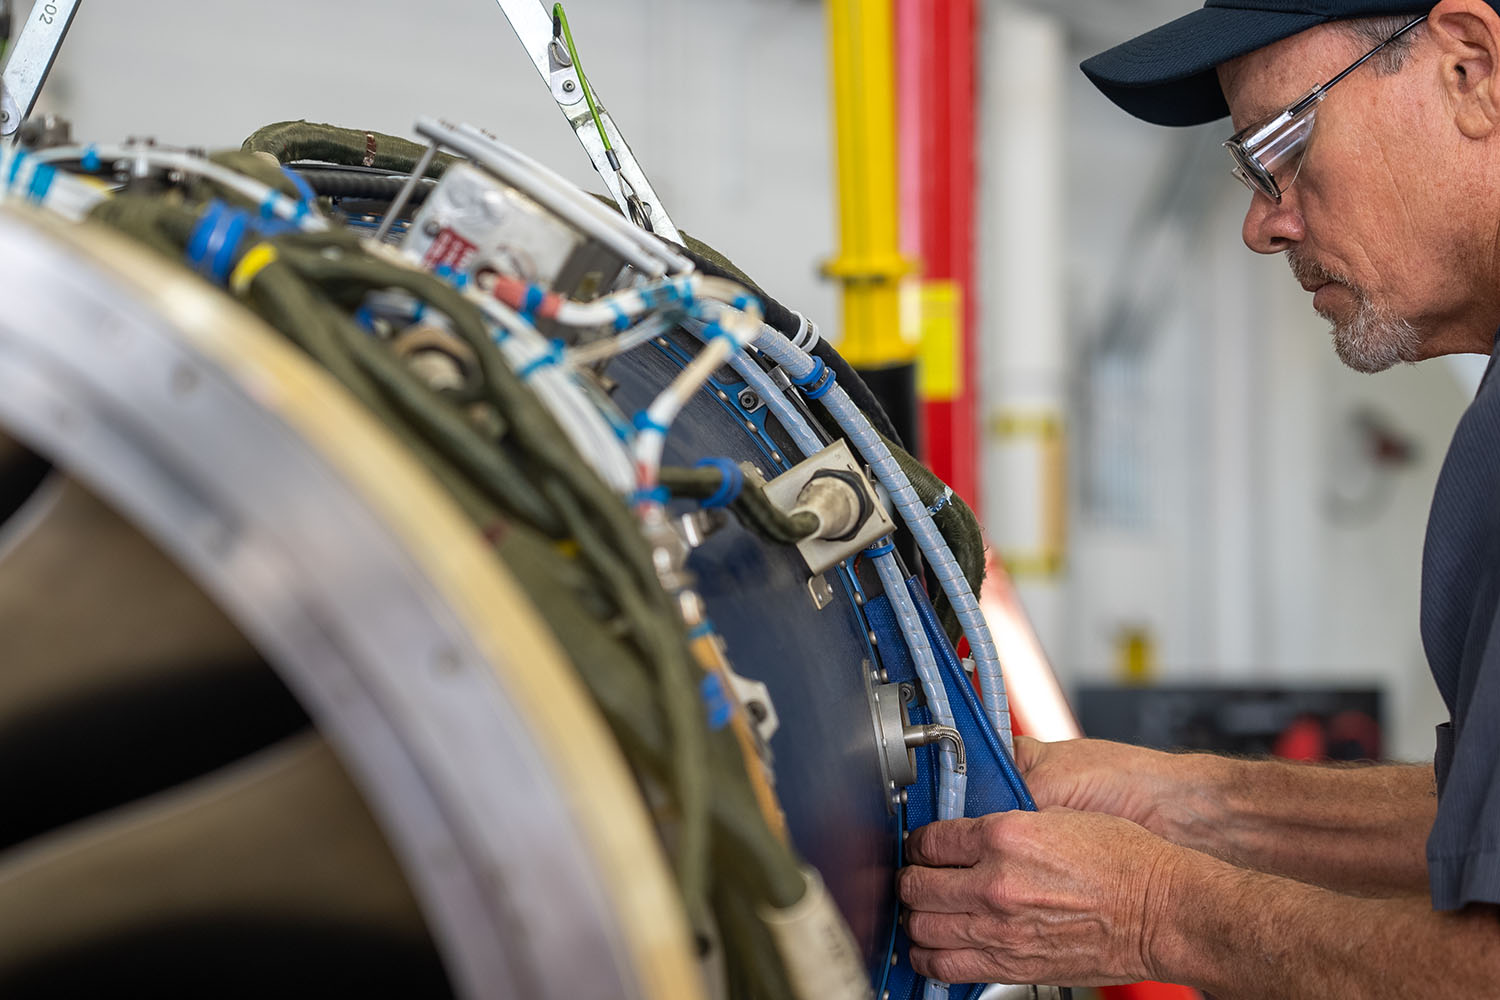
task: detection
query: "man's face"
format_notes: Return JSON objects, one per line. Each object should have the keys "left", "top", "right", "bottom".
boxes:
{"left": 1218, "top": 24, "right": 1498, "bottom": 370}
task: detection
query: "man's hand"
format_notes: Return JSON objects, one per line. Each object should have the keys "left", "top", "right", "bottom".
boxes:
{"left": 1016, "top": 736, "right": 1226, "bottom": 848}
{"left": 897, "top": 808, "right": 1183, "bottom": 987}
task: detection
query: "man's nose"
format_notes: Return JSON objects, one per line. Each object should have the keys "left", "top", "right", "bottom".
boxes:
{"left": 1241, "top": 188, "right": 1305, "bottom": 254}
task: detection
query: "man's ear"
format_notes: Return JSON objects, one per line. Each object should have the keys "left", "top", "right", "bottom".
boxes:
{"left": 1430, "top": 0, "right": 1500, "bottom": 138}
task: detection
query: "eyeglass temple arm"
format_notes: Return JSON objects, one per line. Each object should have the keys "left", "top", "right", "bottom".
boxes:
{"left": 1292, "top": 13, "right": 1429, "bottom": 115}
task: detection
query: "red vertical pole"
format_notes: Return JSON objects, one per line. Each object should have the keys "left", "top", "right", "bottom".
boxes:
{"left": 898, "top": 7, "right": 1200, "bottom": 999}
{"left": 899, "top": 0, "right": 980, "bottom": 512}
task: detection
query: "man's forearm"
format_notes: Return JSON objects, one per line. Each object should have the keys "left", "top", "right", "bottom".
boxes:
{"left": 1152, "top": 847, "right": 1500, "bottom": 999}
{"left": 1151, "top": 755, "right": 1435, "bottom": 895}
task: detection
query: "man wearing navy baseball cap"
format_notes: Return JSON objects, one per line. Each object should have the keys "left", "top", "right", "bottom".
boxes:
{"left": 899, "top": 1, "right": 1500, "bottom": 994}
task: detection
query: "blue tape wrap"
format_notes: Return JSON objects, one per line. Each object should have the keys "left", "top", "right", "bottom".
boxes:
{"left": 7, "top": 151, "right": 28, "bottom": 188}
{"left": 629, "top": 486, "right": 671, "bottom": 507}
{"left": 610, "top": 302, "right": 631, "bottom": 333}
{"left": 696, "top": 458, "right": 743, "bottom": 510}
{"left": 687, "top": 619, "right": 716, "bottom": 640}
{"left": 185, "top": 201, "right": 223, "bottom": 272}
{"left": 632, "top": 411, "right": 669, "bottom": 435}
{"left": 522, "top": 284, "right": 546, "bottom": 320}
{"left": 210, "top": 212, "right": 250, "bottom": 284}
{"left": 518, "top": 340, "right": 565, "bottom": 380}
{"left": 27, "top": 165, "right": 56, "bottom": 203}
{"left": 700, "top": 673, "right": 733, "bottom": 730}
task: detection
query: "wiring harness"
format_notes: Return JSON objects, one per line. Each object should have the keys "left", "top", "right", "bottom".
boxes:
{"left": 0, "top": 118, "right": 1009, "bottom": 1000}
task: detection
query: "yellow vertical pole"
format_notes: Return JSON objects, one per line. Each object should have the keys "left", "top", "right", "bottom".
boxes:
{"left": 824, "top": 0, "right": 914, "bottom": 371}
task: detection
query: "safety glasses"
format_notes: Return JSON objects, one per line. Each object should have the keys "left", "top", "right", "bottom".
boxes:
{"left": 1225, "top": 13, "right": 1427, "bottom": 203}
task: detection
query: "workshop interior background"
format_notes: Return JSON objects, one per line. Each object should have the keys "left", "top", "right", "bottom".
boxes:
{"left": 26, "top": 0, "right": 1473, "bottom": 763}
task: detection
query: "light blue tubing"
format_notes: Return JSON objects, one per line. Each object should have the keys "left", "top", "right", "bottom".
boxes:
{"left": 687, "top": 320, "right": 967, "bottom": 1000}
{"left": 872, "top": 546, "right": 966, "bottom": 819}
{"left": 686, "top": 318, "right": 822, "bottom": 457}
{"left": 685, "top": 321, "right": 966, "bottom": 817}
{"left": 750, "top": 326, "right": 1013, "bottom": 753}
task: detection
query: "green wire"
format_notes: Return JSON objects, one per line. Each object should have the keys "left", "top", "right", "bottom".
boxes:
{"left": 552, "top": 3, "right": 616, "bottom": 165}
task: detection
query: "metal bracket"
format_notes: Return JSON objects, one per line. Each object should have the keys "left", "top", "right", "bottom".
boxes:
{"left": 867, "top": 678, "right": 916, "bottom": 814}
{"left": 490, "top": 0, "right": 681, "bottom": 242}
{"left": 762, "top": 439, "right": 896, "bottom": 576}
{"left": 0, "top": 0, "right": 81, "bottom": 138}
{"left": 807, "top": 572, "right": 834, "bottom": 611}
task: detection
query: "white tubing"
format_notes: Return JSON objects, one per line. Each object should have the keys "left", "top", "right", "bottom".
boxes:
{"left": 874, "top": 551, "right": 965, "bottom": 822}
{"left": 0, "top": 144, "right": 327, "bottom": 231}
{"left": 473, "top": 295, "right": 636, "bottom": 494}
{"left": 751, "top": 327, "right": 1013, "bottom": 752}
{"left": 631, "top": 304, "right": 761, "bottom": 494}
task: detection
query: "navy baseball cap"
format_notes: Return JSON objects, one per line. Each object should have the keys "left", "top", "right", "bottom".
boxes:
{"left": 1083, "top": 0, "right": 1438, "bottom": 127}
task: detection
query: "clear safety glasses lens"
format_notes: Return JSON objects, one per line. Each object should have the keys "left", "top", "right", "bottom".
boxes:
{"left": 1224, "top": 89, "right": 1322, "bottom": 203}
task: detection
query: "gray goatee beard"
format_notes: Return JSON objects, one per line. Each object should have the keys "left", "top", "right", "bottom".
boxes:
{"left": 1287, "top": 250, "right": 1421, "bottom": 374}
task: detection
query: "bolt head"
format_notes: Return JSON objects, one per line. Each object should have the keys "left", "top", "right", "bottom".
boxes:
{"left": 0, "top": 110, "right": 10, "bottom": 123}
{"left": 737, "top": 388, "right": 760, "bottom": 410}
{"left": 562, "top": 80, "right": 577, "bottom": 92}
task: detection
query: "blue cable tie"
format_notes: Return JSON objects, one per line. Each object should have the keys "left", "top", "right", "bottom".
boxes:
{"left": 521, "top": 284, "right": 545, "bottom": 321}
{"left": 804, "top": 366, "right": 837, "bottom": 400}
{"left": 702, "top": 322, "right": 732, "bottom": 343}
{"left": 81, "top": 146, "right": 101, "bottom": 172}
{"left": 864, "top": 539, "right": 897, "bottom": 559}
{"left": 732, "top": 294, "right": 761, "bottom": 314}
{"left": 258, "top": 191, "right": 281, "bottom": 220}
{"left": 518, "top": 339, "right": 565, "bottom": 380}
{"left": 700, "top": 674, "right": 733, "bottom": 730}
{"left": 7, "top": 150, "right": 28, "bottom": 188}
{"left": 210, "top": 212, "right": 250, "bottom": 284}
{"left": 629, "top": 486, "right": 671, "bottom": 507}
{"left": 632, "top": 411, "right": 669, "bottom": 435}
{"left": 280, "top": 166, "right": 316, "bottom": 206}
{"left": 27, "top": 164, "right": 56, "bottom": 203}
{"left": 353, "top": 307, "right": 375, "bottom": 331}
{"left": 605, "top": 410, "right": 634, "bottom": 442}
{"left": 195, "top": 204, "right": 244, "bottom": 279}
{"left": 696, "top": 457, "right": 743, "bottom": 510}
{"left": 434, "top": 264, "right": 453, "bottom": 281}
{"left": 413, "top": 301, "right": 427, "bottom": 322}
{"left": 610, "top": 302, "right": 631, "bottom": 333}
{"left": 790, "top": 356, "right": 827, "bottom": 387}
{"left": 185, "top": 201, "right": 223, "bottom": 271}
{"left": 927, "top": 487, "right": 953, "bottom": 516}
{"left": 687, "top": 619, "right": 717, "bottom": 641}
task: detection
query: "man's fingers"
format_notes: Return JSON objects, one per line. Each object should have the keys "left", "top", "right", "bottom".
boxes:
{"left": 1012, "top": 734, "right": 1044, "bottom": 774}
{"left": 905, "top": 817, "right": 989, "bottom": 867}
{"left": 905, "top": 909, "right": 989, "bottom": 950}
{"left": 896, "top": 864, "right": 987, "bottom": 913}
{"left": 908, "top": 946, "right": 997, "bottom": 985}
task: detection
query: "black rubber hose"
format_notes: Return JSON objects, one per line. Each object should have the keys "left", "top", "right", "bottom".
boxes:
{"left": 293, "top": 168, "right": 436, "bottom": 204}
